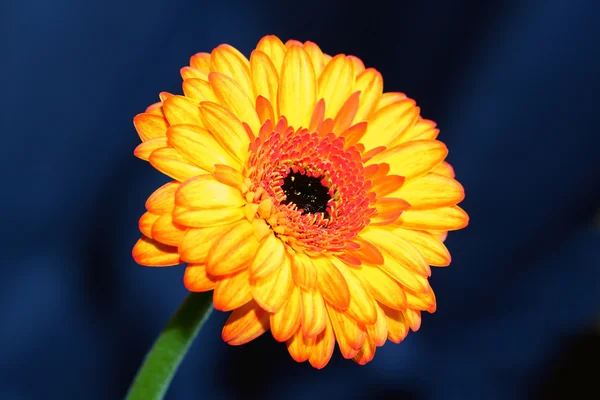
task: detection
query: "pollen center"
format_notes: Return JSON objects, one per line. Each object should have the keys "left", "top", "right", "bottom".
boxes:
{"left": 281, "top": 172, "right": 330, "bottom": 217}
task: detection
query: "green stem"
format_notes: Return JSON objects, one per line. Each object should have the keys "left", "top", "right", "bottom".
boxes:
{"left": 126, "top": 292, "right": 214, "bottom": 400}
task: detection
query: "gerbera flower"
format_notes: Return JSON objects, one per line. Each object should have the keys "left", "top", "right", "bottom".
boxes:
{"left": 132, "top": 35, "right": 468, "bottom": 368}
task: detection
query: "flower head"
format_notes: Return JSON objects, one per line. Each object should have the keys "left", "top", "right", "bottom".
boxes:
{"left": 132, "top": 35, "right": 468, "bottom": 368}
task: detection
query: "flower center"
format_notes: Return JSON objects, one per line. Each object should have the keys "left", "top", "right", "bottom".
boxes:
{"left": 281, "top": 172, "right": 330, "bottom": 217}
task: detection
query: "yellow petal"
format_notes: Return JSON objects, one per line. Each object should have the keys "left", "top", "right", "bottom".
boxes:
{"left": 250, "top": 50, "right": 279, "bottom": 112}
{"left": 199, "top": 101, "right": 251, "bottom": 164}
{"left": 393, "top": 173, "right": 464, "bottom": 209}
{"left": 138, "top": 212, "right": 159, "bottom": 238}
{"left": 313, "top": 257, "right": 350, "bottom": 311}
{"left": 392, "top": 227, "right": 451, "bottom": 267}
{"left": 362, "top": 228, "right": 431, "bottom": 277}
{"left": 206, "top": 220, "right": 259, "bottom": 275}
{"left": 173, "top": 205, "right": 244, "bottom": 228}
{"left": 308, "top": 316, "right": 335, "bottom": 369}
{"left": 404, "top": 308, "right": 422, "bottom": 332}
{"left": 270, "top": 285, "right": 302, "bottom": 342}
{"left": 151, "top": 213, "right": 186, "bottom": 246}
{"left": 367, "top": 304, "right": 389, "bottom": 347}
{"left": 352, "top": 263, "right": 407, "bottom": 310}
{"left": 290, "top": 251, "right": 318, "bottom": 290}
{"left": 209, "top": 72, "right": 261, "bottom": 134}
{"left": 178, "top": 224, "right": 231, "bottom": 263}
{"left": 352, "top": 334, "right": 376, "bottom": 365}
{"left": 183, "top": 263, "right": 217, "bottom": 292}
{"left": 303, "top": 41, "right": 325, "bottom": 77}
{"left": 180, "top": 66, "right": 208, "bottom": 80}
{"left": 213, "top": 164, "right": 244, "bottom": 189}
{"left": 405, "top": 288, "right": 436, "bottom": 313}
{"left": 380, "top": 303, "right": 409, "bottom": 343}
{"left": 167, "top": 124, "right": 241, "bottom": 172}
{"left": 399, "top": 205, "right": 469, "bottom": 231}
{"left": 300, "top": 289, "right": 327, "bottom": 338}
{"left": 278, "top": 45, "right": 316, "bottom": 128}
{"left": 210, "top": 44, "right": 253, "bottom": 100}
{"left": 134, "top": 137, "right": 168, "bottom": 161}
{"left": 326, "top": 304, "right": 366, "bottom": 359}
{"left": 189, "top": 52, "right": 211, "bottom": 72}
{"left": 175, "top": 175, "right": 245, "bottom": 210}
{"left": 432, "top": 161, "right": 455, "bottom": 178}
{"left": 213, "top": 269, "right": 253, "bottom": 311}
{"left": 286, "top": 328, "right": 315, "bottom": 362}
{"left": 353, "top": 68, "right": 383, "bottom": 122}
{"left": 182, "top": 78, "right": 218, "bottom": 103}
{"left": 162, "top": 95, "right": 204, "bottom": 126}
{"left": 256, "top": 35, "right": 287, "bottom": 74}
{"left": 361, "top": 99, "right": 418, "bottom": 150}
{"left": 376, "top": 92, "right": 407, "bottom": 110}
{"left": 222, "top": 300, "right": 270, "bottom": 345}
{"left": 331, "top": 258, "right": 377, "bottom": 325}
{"left": 369, "top": 140, "right": 448, "bottom": 181}
{"left": 148, "top": 147, "right": 206, "bottom": 182}
{"left": 251, "top": 256, "right": 293, "bottom": 313}
{"left": 391, "top": 117, "right": 439, "bottom": 145}
{"left": 318, "top": 55, "right": 354, "bottom": 119}
{"left": 132, "top": 236, "right": 179, "bottom": 266}
{"left": 133, "top": 113, "right": 169, "bottom": 142}
{"left": 145, "top": 181, "right": 178, "bottom": 213}
{"left": 250, "top": 233, "right": 286, "bottom": 279}
{"left": 370, "top": 197, "right": 410, "bottom": 226}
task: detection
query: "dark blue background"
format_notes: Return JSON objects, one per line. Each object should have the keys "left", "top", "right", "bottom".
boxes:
{"left": 2, "top": 0, "right": 599, "bottom": 399}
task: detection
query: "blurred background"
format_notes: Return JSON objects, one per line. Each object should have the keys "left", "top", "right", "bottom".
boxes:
{"left": 1, "top": 0, "right": 599, "bottom": 398}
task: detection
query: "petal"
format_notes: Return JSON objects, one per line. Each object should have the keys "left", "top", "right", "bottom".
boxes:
{"left": 256, "top": 35, "right": 286, "bottom": 74}
{"left": 151, "top": 213, "right": 186, "bottom": 246}
{"left": 213, "top": 269, "right": 253, "bottom": 311}
{"left": 332, "top": 91, "right": 360, "bottom": 135}
{"left": 138, "top": 212, "right": 159, "bottom": 238}
{"left": 303, "top": 41, "right": 326, "bottom": 76}
{"left": 351, "top": 236, "right": 384, "bottom": 265}
{"left": 393, "top": 173, "right": 465, "bottom": 209}
{"left": 392, "top": 228, "right": 451, "bottom": 267}
{"left": 208, "top": 72, "right": 261, "bottom": 134}
{"left": 308, "top": 316, "right": 335, "bottom": 369}
{"left": 362, "top": 228, "right": 431, "bottom": 277}
{"left": 391, "top": 118, "right": 439, "bottom": 145}
{"left": 370, "top": 174, "right": 405, "bottom": 197}
{"left": 361, "top": 99, "right": 418, "bottom": 150}
{"left": 270, "top": 285, "right": 302, "bottom": 342}
{"left": 369, "top": 140, "right": 448, "bottom": 181}
{"left": 173, "top": 205, "right": 244, "bottom": 228}
{"left": 404, "top": 308, "right": 422, "bottom": 332}
{"left": 167, "top": 124, "right": 241, "bottom": 172}
{"left": 256, "top": 95, "right": 275, "bottom": 125}
{"left": 175, "top": 175, "right": 245, "bottom": 210}
{"left": 352, "top": 334, "right": 376, "bottom": 365}
{"left": 210, "top": 44, "right": 253, "bottom": 100}
{"left": 370, "top": 198, "right": 410, "bottom": 226}
{"left": 286, "top": 328, "right": 315, "bottom": 362}
{"left": 432, "top": 161, "right": 455, "bottom": 178}
{"left": 367, "top": 304, "right": 389, "bottom": 347}
{"left": 331, "top": 259, "right": 377, "bottom": 325}
{"left": 162, "top": 95, "right": 204, "bottom": 126}
{"left": 354, "top": 68, "right": 383, "bottom": 122}
{"left": 251, "top": 256, "right": 294, "bottom": 313}
{"left": 300, "top": 288, "right": 327, "bottom": 338}
{"left": 199, "top": 101, "right": 250, "bottom": 164}
{"left": 189, "top": 52, "right": 211, "bottom": 72}
{"left": 179, "top": 224, "right": 233, "bottom": 263}
{"left": 313, "top": 257, "right": 350, "bottom": 311}
{"left": 183, "top": 263, "right": 217, "bottom": 292}
{"left": 377, "top": 92, "right": 407, "bottom": 110}
{"left": 206, "top": 219, "right": 259, "bottom": 275}
{"left": 149, "top": 147, "right": 206, "bottom": 182}
{"left": 379, "top": 303, "right": 409, "bottom": 343}
{"left": 405, "top": 288, "right": 437, "bottom": 313}
{"left": 213, "top": 164, "right": 244, "bottom": 189}
{"left": 250, "top": 233, "right": 286, "bottom": 279}
{"left": 134, "top": 137, "right": 168, "bottom": 161}
{"left": 133, "top": 113, "right": 168, "bottom": 142}
{"left": 278, "top": 45, "right": 316, "bottom": 128}
{"left": 352, "top": 263, "right": 407, "bottom": 310}
{"left": 318, "top": 55, "right": 354, "bottom": 119}
{"left": 180, "top": 66, "right": 208, "bottom": 80}
{"left": 182, "top": 78, "right": 218, "bottom": 103}
{"left": 132, "top": 236, "right": 180, "bottom": 266}
{"left": 290, "top": 251, "right": 318, "bottom": 290}
{"left": 399, "top": 205, "right": 469, "bottom": 231}
{"left": 145, "top": 181, "right": 178, "bottom": 213}
{"left": 222, "top": 300, "right": 270, "bottom": 345}
{"left": 326, "top": 304, "right": 366, "bottom": 358}
{"left": 250, "top": 50, "right": 279, "bottom": 112}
